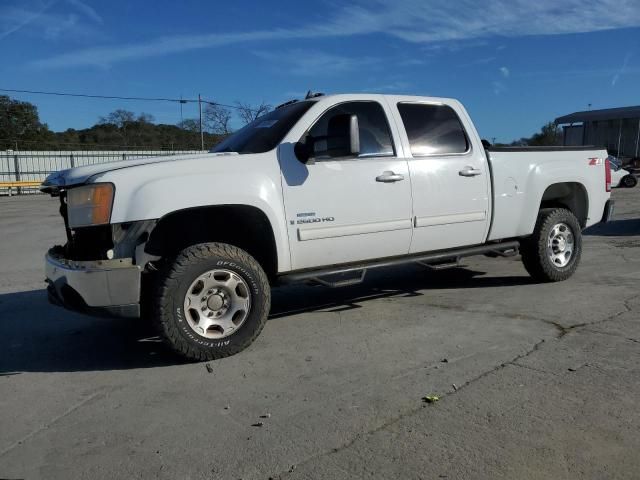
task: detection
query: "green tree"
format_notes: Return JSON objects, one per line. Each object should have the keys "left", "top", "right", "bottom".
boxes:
{"left": 527, "top": 122, "right": 563, "bottom": 146}
{"left": 0, "top": 95, "right": 51, "bottom": 145}
{"left": 511, "top": 122, "right": 562, "bottom": 147}
{"left": 177, "top": 118, "right": 200, "bottom": 132}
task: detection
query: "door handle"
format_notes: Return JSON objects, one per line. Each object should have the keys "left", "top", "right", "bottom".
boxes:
{"left": 376, "top": 171, "right": 405, "bottom": 183}
{"left": 459, "top": 166, "right": 482, "bottom": 177}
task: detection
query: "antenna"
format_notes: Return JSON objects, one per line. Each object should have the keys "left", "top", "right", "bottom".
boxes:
{"left": 305, "top": 90, "right": 325, "bottom": 99}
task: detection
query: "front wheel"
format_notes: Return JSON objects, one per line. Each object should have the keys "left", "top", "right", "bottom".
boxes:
{"left": 152, "top": 243, "right": 271, "bottom": 361}
{"left": 521, "top": 208, "right": 582, "bottom": 282}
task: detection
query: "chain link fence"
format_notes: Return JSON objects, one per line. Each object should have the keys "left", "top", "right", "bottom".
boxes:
{"left": 0, "top": 149, "right": 202, "bottom": 195}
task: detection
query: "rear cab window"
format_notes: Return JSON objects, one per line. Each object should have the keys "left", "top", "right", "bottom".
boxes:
{"left": 397, "top": 103, "right": 470, "bottom": 156}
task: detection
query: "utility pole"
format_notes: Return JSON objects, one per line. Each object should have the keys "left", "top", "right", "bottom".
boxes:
{"left": 617, "top": 119, "right": 622, "bottom": 156}
{"left": 198, "top": 94, "right": 204, "bottom": 151}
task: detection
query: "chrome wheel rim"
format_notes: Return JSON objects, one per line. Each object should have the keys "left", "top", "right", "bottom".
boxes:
{"left": 183, "top": 269, "right": 251, "bottom": 339}
{"left": 547, "top": 222, "right": 575, "bottom": 268}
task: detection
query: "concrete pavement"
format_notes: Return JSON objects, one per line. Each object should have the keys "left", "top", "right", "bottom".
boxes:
{"left": 1, "top": 189, "right": 638, "bottom": 479}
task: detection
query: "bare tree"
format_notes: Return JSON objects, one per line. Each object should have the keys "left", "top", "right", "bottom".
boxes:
{"left": 98, "top": 109, "right": 136, "bottom": 128}
{"left": 98, "top": 109, "right": 137, "bottom": 144}
{"left": 137, "top": 112, "right": 155, "bottom": 124}
{"left": 235, "top": 101, "right": 272, "bottom": 125}
{"left": 204, "top": 103, "right": 232, "bottom": 135}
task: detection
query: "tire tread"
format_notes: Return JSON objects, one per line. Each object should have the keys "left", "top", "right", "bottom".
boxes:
{"left": 521, "top": 208, "right": 582, "bottom": 282}
{"left": 152, "top": 242, "right": 270, "bottom": 361}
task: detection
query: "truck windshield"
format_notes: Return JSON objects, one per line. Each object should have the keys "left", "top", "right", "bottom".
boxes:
{"left": 210, "top": 101, "right": 314, "bottom": 154}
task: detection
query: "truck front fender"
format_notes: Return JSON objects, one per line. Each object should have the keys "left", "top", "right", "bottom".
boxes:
{"left": 96, "top": 158, "right": 291, "bottom": 272}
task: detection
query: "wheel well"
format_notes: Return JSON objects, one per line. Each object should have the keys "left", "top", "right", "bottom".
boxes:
{"left": 145, "top": 205, "right": 278, "bottom": 279}
{"left": 539, "top": 182, "right": 589, "bottom": 228}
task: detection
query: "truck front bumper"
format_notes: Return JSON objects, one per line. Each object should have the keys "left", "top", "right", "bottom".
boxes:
{"left": 45, "top": 248, "right": 141, "bottom": 318}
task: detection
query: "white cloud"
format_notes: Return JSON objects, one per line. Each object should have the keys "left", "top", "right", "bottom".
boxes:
{"left": 461, "top": 56, "right": 497, "bottom": 67}
{"left": 398, "top": 58, "right": 427, "bottom": 67}
{"left": 28, "top": 0, "right": 640, "bottom": 68}
{"left": 0, "top": 0, "right": 103, "bottom": 41}
{"left": 611, "top": 52, "right": 633, "bottom": 86}
{"left": 362, "top": 81, "right": 412, "bottom": 93}
{"left": 500, "top": 66, "right": 510, "bottom": 78}
{"left": 0, "top": 1, "right": 54, "bottom": 41}
{"left": 66, "top": 0, "right": 102, "bottom": 24}
{"left": 253, "top": 49, "right": 378, "bottom": 76}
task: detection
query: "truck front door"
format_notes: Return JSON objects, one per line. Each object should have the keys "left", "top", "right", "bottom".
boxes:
{"left": 278, "top": 99, "right": 412, "bottom": 270}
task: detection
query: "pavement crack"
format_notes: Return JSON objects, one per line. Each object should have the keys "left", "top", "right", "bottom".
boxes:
{"left": 272, "top": 291, "right": 628, "bottom": 478}
{"left": 565, "top": 295, "right": 635, "bottom": 334}
{"left": 273, "top": 336, "right": 549, "bottom": 479}
{"left": 419, "top": 301, "right": 555, "bottom": 326}
{"left": 508, "top": 361, "right": 553, "bottom": 374}
{"left": 0, "top": 389, "right": 108, "bottom": 458}
{"left": 539, "top": 295, "right": 635, "bottom": 340}
{"left": 582, "top": 328, "right": 640, "bottom": 345}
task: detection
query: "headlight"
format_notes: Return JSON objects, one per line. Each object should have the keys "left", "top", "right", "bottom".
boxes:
{"left": 67, "top": 183, "right": 115, "bottom": 227}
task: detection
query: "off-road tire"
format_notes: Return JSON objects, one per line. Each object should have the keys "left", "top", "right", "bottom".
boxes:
{"left": 152, "top": 242, "right": 270, "bottom": 361}
{"left": 521, "top": 208, "right": 582, "bottom": 282}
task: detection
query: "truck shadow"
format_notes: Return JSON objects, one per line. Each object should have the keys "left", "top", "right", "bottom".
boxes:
{"left": 584, "top": 218, "right": 640, "bottom": 237}
{"left": 0, "top": 267, "right": 532, "bottom": 374}
{"left": 0, "top": 289, "right": 187, "bottom": 375}
{"left": 270, "top": 265, "right": 533, "bottom": 319}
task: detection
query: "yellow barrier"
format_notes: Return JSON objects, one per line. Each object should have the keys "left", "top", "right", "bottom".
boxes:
{"left": 0, "top": 181, "right": 42, "bottom": 196}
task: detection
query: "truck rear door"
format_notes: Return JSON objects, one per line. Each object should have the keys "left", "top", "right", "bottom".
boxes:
{"left": 387, "top": 98, "right": 491, "bottom": 253}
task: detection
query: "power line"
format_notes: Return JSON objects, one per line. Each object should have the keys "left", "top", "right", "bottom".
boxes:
{"left": 0, "top": 87, "right": 246, "bottom": 111}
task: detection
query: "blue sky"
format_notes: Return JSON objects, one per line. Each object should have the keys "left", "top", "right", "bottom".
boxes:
{"left": 1, "top": 0, "right": 640, "bottom": 142}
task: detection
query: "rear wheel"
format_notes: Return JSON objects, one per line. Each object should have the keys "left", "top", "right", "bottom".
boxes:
{"left": 521, "top": 208, "right": 582, "bottom": 282}
{"left": 152, "top": 242, "right": 270, "bottom": 361}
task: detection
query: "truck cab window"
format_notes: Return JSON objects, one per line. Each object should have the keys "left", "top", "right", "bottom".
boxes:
{"left": 398, "top": 103, "right": 469, "bottom": 156}
{"left": 306, "top": 101, "right": 395, "bottom": 159}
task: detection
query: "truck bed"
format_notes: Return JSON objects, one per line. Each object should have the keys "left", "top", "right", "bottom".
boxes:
{"left": 485, "top": 146, "right": 609, "bottom": 241}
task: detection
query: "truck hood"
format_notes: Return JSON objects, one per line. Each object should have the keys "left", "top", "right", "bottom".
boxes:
{"left": 41, "top": 152, "right": 238, "bottom": 191}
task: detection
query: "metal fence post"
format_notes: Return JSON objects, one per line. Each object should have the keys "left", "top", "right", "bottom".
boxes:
{"left": 70, "top": 152, "right": 75, "bottom": 168}
{"left": 13, "top": 153, "right": 21, "bottom": 195}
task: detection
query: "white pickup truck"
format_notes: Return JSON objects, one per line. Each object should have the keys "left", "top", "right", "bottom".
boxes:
{"left": 42, "top": 93, "right": 614, "bottom": 360}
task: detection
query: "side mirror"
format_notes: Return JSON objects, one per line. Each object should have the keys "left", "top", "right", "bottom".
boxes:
{"left": 349, "top": 114, "right": 360, "bottom": 156}
{"left": 294, "top": 140, "right": 314, "bottom": 164}
{"left": 294, "top": 113, "right": 360, "bottom": 164}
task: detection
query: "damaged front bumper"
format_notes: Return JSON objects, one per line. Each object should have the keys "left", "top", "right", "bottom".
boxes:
{"left": 45, "top": 247, "right": 142, "bottom": 318}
